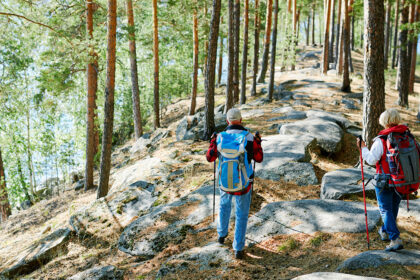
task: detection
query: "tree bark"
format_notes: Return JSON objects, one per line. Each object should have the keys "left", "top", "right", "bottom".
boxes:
{"left": 392, "top": 0, "right": 400, "bottom": 69}
{"left": 291, "top": 0, "right": 297, "bottom": 70}
{"left": 312, "top": 2, "right": 315, "bottom": 45}
{"left": 225, "top": 0, "right": 235, "bottom": 113}
{"left": 189, "top": 6, "right": 199, "bottom": 115}
{"left": 384, "top": 0, "right": 392, "bottom": 69}
{"left": 335, "top": 0, "right": 342, "bottom": 65}
{"left": 204, "top": 0, "right": 222, "bottom": 140}
{"left": 97, "top": 0, "right": 117, "bottom": 199}
{"left": 240, "top": 0, "right": 249, "bottom": 104}
{"left": 268, "top": 0, "right": 279, "bottom": 102}
{"left": 306, "top": 14, "right": 310, "bottom": 46}
{"left": 409, "top": 5, "right": 419, "bottom": 94}
{"left": 397, "top": 1, "right": 409, "bottom": 107}
{"left": 127, "top": 0, "right": 143, "bottom": 137}
{"left": 406, "top": 3, "right": 415, "bottom": 84}
{"left": 204, "top": 3, "right": 209, "bottom": 75}
{"left": 217, "top": 17, "right": 224, "bottom": 86}
{"left": 351, "top": 10, "right": 354, "bottom": 50}
{"left": 363, "top": 0, "right": 385, "bottom": 147}
{"left": 85, "top": 0, "right": 98, "bottom": 191}
{"left": 337, "top": 7, "right": 345, "bottom": 74}
{"left": 233, "top": 0, "right": 240, "bottom": 104}
{"left": 322, "top": 0, "right": 332, "bottom": 74}
{"left": 251, "top": 0, "right": 260, "bottom": 96}
{"left": 329, "top": 0, "right": 336, "bottom": 63}
{"left": 341, "top": 0, "right": 351, "bottom": 92}
{"left": 257, "top": 0, "right": 273, "bottom": 83}
{"left": 0, "top": 148, "right": 11, "bottom": 222}
{"left": 152, "top": 0, "right": 160, "bottom": 128}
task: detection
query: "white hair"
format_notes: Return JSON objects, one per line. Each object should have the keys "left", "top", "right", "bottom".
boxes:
{"left": 226, "top": 108, "right": 242, "bottom": 122}
{"left": 379, "top": 108, "right": 401, "bottom": 128}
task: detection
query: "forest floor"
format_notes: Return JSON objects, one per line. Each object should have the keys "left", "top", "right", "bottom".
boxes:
{"left": 1, "top": 46, "right": 420, "bottom": 280}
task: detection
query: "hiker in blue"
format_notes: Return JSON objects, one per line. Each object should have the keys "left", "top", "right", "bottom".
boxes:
{"left": 206, "top": 108, "right": 263, "bottom": 259}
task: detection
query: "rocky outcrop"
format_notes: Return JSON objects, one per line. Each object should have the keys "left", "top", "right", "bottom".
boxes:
{"left": 292, "top": 272, "right": 385, "bottom": 280}
{"left": 68, "top": 265, "right": 124, "bottom": 280}
{"left": 246, "top": 200, "right": 380, "bottom": 245}
{"left": 0, "top": 228, "right": 72, "bottom": 278}
{"left": 337, "top": 250, "right": 420, "bottom": 271}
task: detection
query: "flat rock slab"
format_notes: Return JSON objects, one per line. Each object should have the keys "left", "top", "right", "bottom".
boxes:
{"left": 272, "top": 106, "right": 294, "bottom": 114}
{"left": 255, "top": 135, "right": 317, "bottom": 184}
{"left": 68, "top": 265, "right": 124, "bottom": 280}
{"left": 292, "top": 272, "right": 385, "bottom": 280}
{"left": 0, "top": 228, "right": 72, "bottom": 278}
{"left": 321, "top": 168, "right": 376, "bottom": 200}
{"left": 280, "top": 118, "right": 344, "bottom": 153}
{"left": 241, "top": 109, "right": 265, "bottom": 118}
{"left": 70, "top": 187, "right": 156, "bottom": 234}
{"left": 306, "top": 110, "right": 354, "bottom": 130}
{"left": 337, "top": 250, "right": 420, "bottom": 271}
{"left": 110, "top": 157, "right": 166, "bottom": 194}
{"left": 247, "top": 200, "right": 380, "bottom": 244}
{"left": 399, "top": 199, "right": 420, "bottom": 222}
{"left": 118, "top": 185, "right": 220, "bottom": 258}
{"left": 156, "top": 242, "right": 233, "bottom": 278}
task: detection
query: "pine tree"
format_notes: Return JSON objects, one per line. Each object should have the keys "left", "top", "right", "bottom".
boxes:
{"left": 322, "top": 0, "right": 332, "bottom": 74}
{"left": 0, "top": 148, "right": 11, "bottom": 222}
{"left": 97, "top": 0, "right": 117, "bottom": 199}
{"left": 397, "top": 0, "right": 409, "bottom": 108}
{"left": 392, "top": 0, "right": 400, "bottom": 69}
{"left": 268, "top": 0, "right": 279, "bottom": 101}
{"left": 189, "top": 4, "right": 199, "bottom": 115}
{"left": 204, "top": 0, "right": 222, "bottom": 140}
{"left": 341, "top": 0, "right": 352, "bottom": 92}
{"left": 225, "top": 0, "right": 235, "bottom": 113}
{"left": 363, "top": 0, "right": 385, "bottom": 146}
{"left": 257, "top": 0, "right": 273, "bottom": 83}
{"left": 240, "top": 0, "right": 249, "bottom": 104}
{"left": 153, "top": 0, "right": 160, "bottom": 128}
{"left": 251, "top": 0, "right": 260, "bottom": 96}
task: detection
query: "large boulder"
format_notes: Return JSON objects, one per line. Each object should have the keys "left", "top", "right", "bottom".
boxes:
{"left": 280, "top": 118, "right": 344, "bottom": 153}
{"left": 255, "top": 135, "right": 318, "bottom": 185}
{"left": 68, "top": 266, "right": 124, "bottom": 280}
{"left": 0, "top": 228, "right": 72, "bottom": 278}
{"left": 306, "top": 110, "right": 354, "bottom": 130}
{"left": 156, "top": 242, "right": 233, "bottom": 278}
{"left": 118, "top": 185, "right": 220, "bottom": 258}
{"left": 246, "top": 200, "right": 380, "bottom": 244}
{"left": 337, "top": 250, "right": 420, "bottom": 271}
{"left": 176, "top": 112, "right": 228, "bottom": 141}
{"left": 110, "top": 157, "right": 166, "bottom": 194}
{"left": 321, "top": 168, "right": 376, "bottom": 200}
{"left": 129, "top": 136, "right": 152, "bottom": 154}
{"left": 292, "top": 272, "right": 385, "bottom": 280}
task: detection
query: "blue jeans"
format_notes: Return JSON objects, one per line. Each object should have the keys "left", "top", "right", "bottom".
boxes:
{"left": 375, "top": 186, "right": 401, "bottom": 240}
{"left": 217, "top": 187, "right": 252, "bottom": 251}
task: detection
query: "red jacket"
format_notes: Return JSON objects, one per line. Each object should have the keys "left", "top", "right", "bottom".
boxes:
{"left": 206, "top": 125, "right": 263, "bottom": 195}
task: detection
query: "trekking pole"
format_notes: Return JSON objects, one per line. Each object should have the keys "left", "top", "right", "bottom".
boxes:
{"left": 358, "top": 135, "right": 370, "bottom": 250}
{"left": 213, "top": 160, "right": 216, "bottom": 223}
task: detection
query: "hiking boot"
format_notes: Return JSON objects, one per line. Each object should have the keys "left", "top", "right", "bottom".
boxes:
{"left": 235, "top": 250, "right": 244, "bottom": 259}
{"left": 385, "top": 238, "right": 403, "bottom": 252}
{"left": 218, "top": 236, "right": 226, "bottom": 245}
{"left": 378, "top": 228, "right": 390, "bottom": 241}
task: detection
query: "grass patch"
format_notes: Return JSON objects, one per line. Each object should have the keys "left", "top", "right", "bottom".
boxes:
{"left": 308, "top": 232, "right": 330, "bottom": 247}
{"left": 277, "top": 237, "right": 299, "bottom": 252}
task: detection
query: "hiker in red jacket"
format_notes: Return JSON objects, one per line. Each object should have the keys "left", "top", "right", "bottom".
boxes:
{"left": 357, "top": 108, "right": 417, "bottom": 251}
{"left": 206, "top": 108, "right": 263, "bottom": 259}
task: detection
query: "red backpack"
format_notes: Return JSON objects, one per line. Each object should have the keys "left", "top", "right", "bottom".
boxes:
{"left": 378, "top": 129, "right": 420, "bottom": 209}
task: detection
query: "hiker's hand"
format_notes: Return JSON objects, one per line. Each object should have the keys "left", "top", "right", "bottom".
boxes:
{"left": 356, "top": 137, "right": 366, "bottom": 149}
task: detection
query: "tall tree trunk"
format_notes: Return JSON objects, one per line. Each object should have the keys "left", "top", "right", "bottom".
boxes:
{"left": 363, "top": 0, "right": 385, "bottom": 147}
{"left": 306, "top": 14, "right": 310, "bottom": 46}
{"left": 233, "top": 0, "right": 240, "bottom": 104}
{"left": 225, "top": 0, "right": 235, "bottom": 113}
{"left": 329, "top": 0, "right": 336, "bottom": 63}
{"left": 335, "top": 0, "right": 342, "bottom": 65}
{"left": 409, "top": 5, "right": 419, "bottom": 94}
{"left": 268, "top": 0, "right": 279, "bottom": 102}
{"left": 204, "top": 0, "right": 222, "bottom": 140}
{"left": 384, "top": 0, "right": 392, "bottom": 69}
{"left": 341, "top": 0, "right": 351, "bottom": 92}
{"left": 85, "top": 0, "right": 98, "bottom": 191}
{"left": 25, "top": 101, "right": 35, "bottom": 196}
{"left": 312, "top": 3, "right": 315, "bottom": 45}
{"left": 97, "top": 0, "right": 117, "bottom": 199}
{"left": 251, "top": 0, "right": 260, "bottom": 96}
{"left": 240, "top": 0, "right": 249, "bottom": 104}
{"left": 351, "top": 12, "right": 354, "bottom": 50}
{"left": 406, "top": 3, "right": 415, "bottom": 81}
{"left": 0, "top": 148, "right": 11, "bottom": 222}
{"left": 322, "top": 0, "right": 332, "bottom": 74}
{"left": 204, "top": 3, "right": 209, "bottom": 75}
{"left": 152, "top": 0, "right": 160, "bottom": 128}
{"left": 392, "top": 0, "right": 400, "bottom": 69}
{"left": 337, "top": 9, "right": 345, "bottom": 74}
{"left": 397, "top": 1, "right": 409, "bottom": 108}
{"left": 189, "top": 6, "right": 199, "bottom": 115}
{"left": 291, "top": 0, "right": 297, "bottom": 70}
{"left": 257, "top": 0, "right": 273, "bottom": 83}
{"left": 217, "top": 17, "right": 224, "bottom": 86}
{"left": 127, "top": 0, "right": 143, "bottom": 137}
